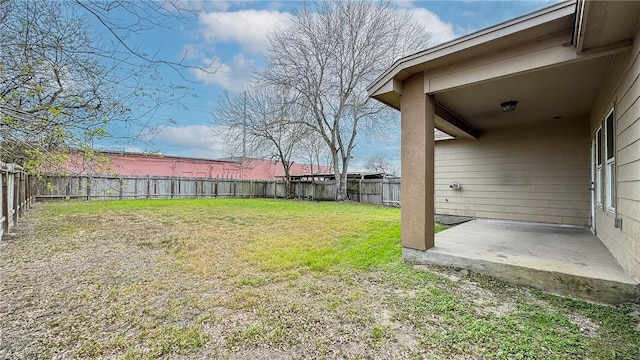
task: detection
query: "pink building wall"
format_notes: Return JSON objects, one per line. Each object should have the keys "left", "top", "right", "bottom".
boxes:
{"left": 62, "top": 152, "right": 329, "bottom": 181}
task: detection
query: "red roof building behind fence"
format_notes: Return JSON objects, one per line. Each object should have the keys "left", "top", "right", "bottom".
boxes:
{"left": 61, "top": 151, "right": 330, "bottom": 181}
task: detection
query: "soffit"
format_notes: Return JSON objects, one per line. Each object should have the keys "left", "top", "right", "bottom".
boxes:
{"left": 581, "top": 1, "right": 640, "bottom": 52}
{"left": 367, "top": 1, "right": 577, "bottom": 100}
{"left": 434, "top": 55, "right": 613, "bottom": 130}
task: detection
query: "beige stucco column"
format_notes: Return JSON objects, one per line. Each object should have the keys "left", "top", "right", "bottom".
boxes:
{"left": 400, "top": 72, "right": 435, "bottom": 250}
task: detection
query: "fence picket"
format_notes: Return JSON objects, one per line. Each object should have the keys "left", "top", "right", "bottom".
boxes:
{"left": 0, "top": 163, "right": 34, "bottom": 238}
{"left": 34, "top": 175, "right": 402, "bottom": 207}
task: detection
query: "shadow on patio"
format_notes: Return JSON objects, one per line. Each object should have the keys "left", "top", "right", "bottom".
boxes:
{"left": 404, "top": 219, "right": 639, "bottom": 304}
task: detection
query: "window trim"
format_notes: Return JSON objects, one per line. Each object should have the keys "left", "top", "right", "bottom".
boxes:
{"left": 604, "top": 108, "right": 616, "bottom": 213}
{"left": 595, "top": 126, "right": 603, "bottom": 207}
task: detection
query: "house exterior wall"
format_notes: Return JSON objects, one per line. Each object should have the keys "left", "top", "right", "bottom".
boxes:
{"left": 589, "top": 26, "right": 640, "bottom": 281}
{"left": 434, "top": 117, "right": 590, "bottom": 226}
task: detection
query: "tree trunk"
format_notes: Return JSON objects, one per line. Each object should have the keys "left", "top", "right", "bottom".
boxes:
{"left": 283, "top": 161, "right": 292, "bottom": 199}
{"left": 284, "top": 177, "right": 292, "bottom": 199}
{"left": 336, "top": 158, "right": 350, "bottom": 201}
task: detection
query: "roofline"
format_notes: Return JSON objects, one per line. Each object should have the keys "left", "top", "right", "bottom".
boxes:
{"left": 69, "top": 149, "right": 240, "bottom": 164}
{"left": 367, "top": 0, "right": 577, "bottom": 95}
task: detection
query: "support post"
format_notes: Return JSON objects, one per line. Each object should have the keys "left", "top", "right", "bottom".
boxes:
{"left": 400, "top": 72, "right": 435, "bottom": 250}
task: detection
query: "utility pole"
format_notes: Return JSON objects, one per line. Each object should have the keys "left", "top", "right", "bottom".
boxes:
{"left": 242, "top": 90, "right": 247, "bottom": 180}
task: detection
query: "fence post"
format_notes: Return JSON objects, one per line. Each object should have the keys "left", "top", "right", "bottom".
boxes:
{"left": 233, "top": 180, "right": 236, "bottom": 198}
{"left": 170, "top": 177, "right": 175, "bottom": 199}
{"left": 12, "top": 170, "right": 18, "bottom": 228}
{"left": 86, "top": 176, "right": 92, "bottom": 201}
{"left": 215, "top": 177, "right": 219, "bottom": 198}
{"left": 19, "top": 171, "right": 25, "bottom": 216}
{"left": 25, "top": 174, "right": 30, "bottom": 209}
{"left": 119, "top": 177, "right": 124, "bottom": 200}
{"left": 2, "top": 170, "right": 8, "bottom": 235}
{"left": 249, "top": 180, "right": 253, "bottom": 199}
{"left": 29, "top": 174, "right": 34, "bottom": 208}
{"left": 146, "top": 176, "right": 151, "bottom": 199}
{"left": 195, "top": 178, "right": 199, "bottom": 199}
{"left": 273, "top": 180, "right": 276, "bottom": 198}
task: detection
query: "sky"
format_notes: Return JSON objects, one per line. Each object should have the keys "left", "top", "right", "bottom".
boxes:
{"left": 105, "top": 0, "right": 562, "bottom": 170}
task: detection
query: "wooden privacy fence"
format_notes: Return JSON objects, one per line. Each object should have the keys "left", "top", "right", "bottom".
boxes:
{"left": 1, "top": 163, "right": 35, "bottom": 239}
{"left": 36, "top": 175, "right": 402, "bottom": 206}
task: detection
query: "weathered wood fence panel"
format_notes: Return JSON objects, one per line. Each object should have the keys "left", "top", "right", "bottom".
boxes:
{"left": 382, "top": 178, "right": 401, "bottom": 206}
{"left": 36, "top": 175, "right": 402, "bottom": 206}
{"left": 1, "top": 163, "right": 35, "bottom": 239}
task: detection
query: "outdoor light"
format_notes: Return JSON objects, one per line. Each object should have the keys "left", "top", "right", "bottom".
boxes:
{"left": 500, "top": 100, "right": 518, "bottom": 112}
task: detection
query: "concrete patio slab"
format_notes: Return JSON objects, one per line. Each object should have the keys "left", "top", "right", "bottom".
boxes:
{"left": 404, "top": 219, "right": 639, "bottom": 304}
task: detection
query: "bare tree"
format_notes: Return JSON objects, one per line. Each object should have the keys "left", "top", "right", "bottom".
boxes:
{"left": 0, "top": 0, "right": 216, "bottom": 173}
{"left": 364, "top": 152, "right": 398, "bottom": 176}
{"left": 261, "top": 0, "right": 429, "bottom": 200}
{"left": 300, "top": 134, "right": 332, "bottom": 176}
{"left": 214, "top": 84, "right": 310, "bottom": 198}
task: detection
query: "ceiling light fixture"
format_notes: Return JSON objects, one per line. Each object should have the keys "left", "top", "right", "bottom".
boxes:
{"left": 500, "top": 100, "right": 518, "bottom": 112}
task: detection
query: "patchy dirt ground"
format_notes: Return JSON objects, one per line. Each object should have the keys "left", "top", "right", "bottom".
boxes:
{"left": 1, "top": 200, "right": 638, "bottom": 359}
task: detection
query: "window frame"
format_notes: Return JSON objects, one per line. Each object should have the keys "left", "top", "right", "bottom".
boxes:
{"left": 595, "top": 126, "right": 603, "bottom": 206}
{"left": 604, "top": 108, "right": 616, "bottom": 212}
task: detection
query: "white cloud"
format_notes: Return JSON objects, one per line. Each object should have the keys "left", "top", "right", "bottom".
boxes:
{"left": 149, "top": 125, "right": 230, "bottom": 159}
{"left": 190, "top": 53, "right": 256, "bottom": 92}
{"left": 188, "top": 4, "right": 454, "bottom": 92}
{"left": 198, "top": 9, "right": 291, "bottom": 53}
{"left": 406, "top": 7, "right": 457, "bottom": 46}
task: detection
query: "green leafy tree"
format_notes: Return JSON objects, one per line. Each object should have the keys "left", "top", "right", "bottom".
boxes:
{"left": 0, "top": 0, "right": 216, "bottom": 173}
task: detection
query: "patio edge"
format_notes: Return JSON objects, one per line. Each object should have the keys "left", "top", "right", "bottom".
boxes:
{"left": 403, "top": 247, "right": 640, "bottom": 305}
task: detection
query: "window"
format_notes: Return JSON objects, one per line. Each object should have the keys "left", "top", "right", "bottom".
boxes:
{"left": 605, "top": 109, "right": 616, "bottom": 211}
{"left": 595, "top": 127, "right": 602, "bottom": 205}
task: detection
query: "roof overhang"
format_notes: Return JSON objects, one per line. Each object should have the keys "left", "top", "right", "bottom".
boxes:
{"left": 575, "top": 0, "right": 640, "bottom": 54}
{"left": 368, "top": 0, "right": 639, "bottom": 139}
{"left": 367, "top": 1, "right": 578, "bottom": 109}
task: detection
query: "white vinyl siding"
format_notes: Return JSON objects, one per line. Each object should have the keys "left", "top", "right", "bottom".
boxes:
{"left": 589, "top": 25, "right": 640, "bottom": 281}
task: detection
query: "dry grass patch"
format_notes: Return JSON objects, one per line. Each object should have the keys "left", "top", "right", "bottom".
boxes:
{"left": 0, "top": 199, "right": 638, "bottom": 359}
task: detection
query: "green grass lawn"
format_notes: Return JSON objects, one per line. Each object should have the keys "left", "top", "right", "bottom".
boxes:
{"left": 0, "top": 198, "right": 638, "bottom": 359}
